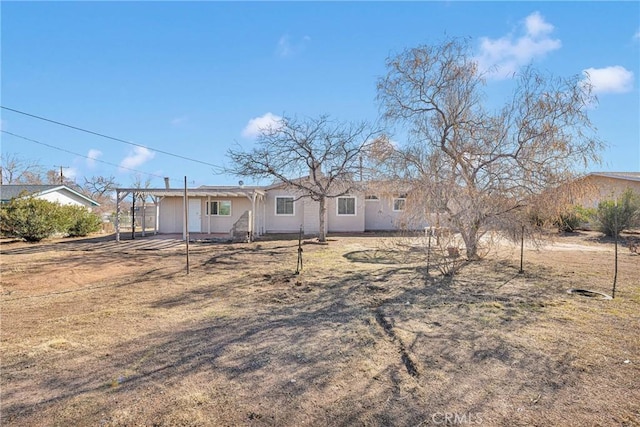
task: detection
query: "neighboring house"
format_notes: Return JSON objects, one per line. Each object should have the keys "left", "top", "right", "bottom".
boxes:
{"left": 0, "top": 185, "right": 100, "bottom": 211}
{"left": 114, "top": 179, "right": 411, "bottom": 241}
{"left": 576, "top": 172, "right": 640, "bottom": 208}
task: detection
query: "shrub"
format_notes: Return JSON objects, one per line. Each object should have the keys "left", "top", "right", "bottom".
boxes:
{"left": 62, "top": 205, "right": 102, "bottom": 237}
{"left": 0, "top": 197, "right": 65, "bottom": 242}
{"left": 0, "top": 197, "right": 102, "bottom": 241}
{"left": 595, "top": 189, "right": 640, "bottom": 237}
{"left": 554, "top": 205, "right": 595, "bottom": 233}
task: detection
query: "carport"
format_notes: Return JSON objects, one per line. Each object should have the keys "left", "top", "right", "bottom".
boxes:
{"left": 114, "top": 186, "right": 266, "bottom": 242}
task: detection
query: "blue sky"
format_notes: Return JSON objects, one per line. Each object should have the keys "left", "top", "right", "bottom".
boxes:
{"left": 2, "top": 1, "right": 638, "bottom": 188}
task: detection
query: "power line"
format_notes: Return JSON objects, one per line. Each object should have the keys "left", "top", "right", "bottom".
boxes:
{"left": 0, "top": 105, "right": 224, "bottom": 171}
{"left": 1, "top": 130, "right": 174, "bottom": 182}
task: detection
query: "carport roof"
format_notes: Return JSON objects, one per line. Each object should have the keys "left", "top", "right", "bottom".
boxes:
{"left": 115, "top": 186, "right": 266, "bottom": 198}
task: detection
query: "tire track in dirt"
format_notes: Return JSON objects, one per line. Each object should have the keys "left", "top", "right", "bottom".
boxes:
{"left": 374, "top": 309, "right": 420, "bottom": 378}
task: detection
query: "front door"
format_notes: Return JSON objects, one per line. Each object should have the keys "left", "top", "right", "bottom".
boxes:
{"left": 188, "top": 199, "right": 201, "bottom": 232}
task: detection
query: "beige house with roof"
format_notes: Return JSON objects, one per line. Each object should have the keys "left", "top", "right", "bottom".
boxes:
{"left": 576, "top": 172, "right": 640, "bottom": 207}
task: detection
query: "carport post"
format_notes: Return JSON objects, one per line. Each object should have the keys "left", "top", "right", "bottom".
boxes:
{"left": 141, "top": 197, "right": 146, "bottom": 237}
{"left": 154, "top": 196, "right": 160, "bottom": 235}
{"left": 115, "top": 190, "right": 120, "bottom": 242}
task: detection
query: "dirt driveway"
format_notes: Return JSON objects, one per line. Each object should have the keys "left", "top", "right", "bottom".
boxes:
{"left": 1, "top": 231, "right": 638, "bottom": 426}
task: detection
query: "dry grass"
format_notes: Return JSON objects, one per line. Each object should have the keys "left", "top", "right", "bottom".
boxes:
{"left": 1, "top": 231, "right": 639, "bottom": 426}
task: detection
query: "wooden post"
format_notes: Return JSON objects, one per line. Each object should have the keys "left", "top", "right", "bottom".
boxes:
{"left": 154, "top": 196, "right": 160, "bottom": 235}
{"left": 141, "top": 197, "right": 146, "bottom": 237}
{"left": 295, "top": 225, "right": 303, "bottom": 274}
{"left": 115, "top": 190, "right": 121, "bottom": 242}
{"left": 131, "top": 193, "right": 136, "bottom": 240}
{"left": 612, "top": 198, "right": 618, "bottom": 299}
{"left": 185, "top": 176, "right": 190, "bottom": 275}
{"left": 426, "top": 226, "right": 432, "bottom": 275}
{"left": 207, "top": 195, "right": 211, "bottom": 234}
{"left": 519, "top": 225, "right": 525, "bottom": 274}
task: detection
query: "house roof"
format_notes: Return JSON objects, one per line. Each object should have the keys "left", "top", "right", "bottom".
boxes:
{"left": 588, "top": 172, "right": 640, "bottom": 183}
{"left": 0, "top": 184, "right": 100, "bottom": 206}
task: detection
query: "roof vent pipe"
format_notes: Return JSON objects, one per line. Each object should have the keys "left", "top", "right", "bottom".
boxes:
{"left": 164, "top": 177, "right": 170, "bottom": 189}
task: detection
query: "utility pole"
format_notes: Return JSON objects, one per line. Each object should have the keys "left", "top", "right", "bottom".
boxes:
{"left": 53, "top": 165, "right": 69, "bottom": 184}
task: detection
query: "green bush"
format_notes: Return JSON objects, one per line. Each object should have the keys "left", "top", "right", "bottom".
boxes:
{"left": 554, "top": 205, "right": 595, "bottom": 233}
{"left": 0, "top": 197, "right": 65, "bottom": 242}
{"left": 62, "top": 205, "right": 102, "bottom": 237}
{"left": 0, "top": 197, "right": 102, "bottom": 242}
{"left": 595, "top": 189, "right": 640, "bottom": 237}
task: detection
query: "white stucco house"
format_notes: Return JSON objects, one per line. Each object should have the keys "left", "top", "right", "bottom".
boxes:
{"left": 0, "top": 185, "right": 100, "bottom": 210}
{"left": 114, "top": 179, "right": 411, "bottom": 241}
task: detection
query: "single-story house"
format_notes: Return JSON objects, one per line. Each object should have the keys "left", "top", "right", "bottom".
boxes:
{"left": 114, "top": 180, "right": 411, "bottom": 241}
{"left": 574, "top": 172, "right": 640, "bottom": 208}
{"left": 0, "top": 184, "right": 100, "bottom": 211}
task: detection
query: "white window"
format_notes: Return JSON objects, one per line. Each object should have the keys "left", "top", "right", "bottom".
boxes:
{"left": 206, "top": 200, "right": 231, "bottom": 216}
{"left": 393, "top": 198, "right": 406, "bottom": 212}
{"left": 275, "top": 196, "right": 294, "bottom": 215}
{"left": 337, "top": 197, "right": 356, "bottom": 216}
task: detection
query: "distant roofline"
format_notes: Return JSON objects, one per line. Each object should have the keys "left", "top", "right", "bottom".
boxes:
{"left": 588, "top": 172, "right": 640, "bottom": 183}
{"left": 0, "top": 184, "right": 100, "bottom": 206}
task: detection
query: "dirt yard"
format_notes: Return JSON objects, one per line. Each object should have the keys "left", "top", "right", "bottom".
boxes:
{"left": 1, "top": 231, "right": 638, "bottom": 426}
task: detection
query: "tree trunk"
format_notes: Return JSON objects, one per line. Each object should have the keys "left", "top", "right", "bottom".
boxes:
{"left": 461, "top": 226, "right": 480, "bottom": 261}
{"left": 318, "top": 196, "right": 327, "bottom": 242}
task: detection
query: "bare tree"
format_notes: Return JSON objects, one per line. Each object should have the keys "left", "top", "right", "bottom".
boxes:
{"left": 0, "top": 153, "right": 44, "bottom": 184}
{"left": 44, "top": 168, "right": 76, "bottom": 187}
{"left": 377, "top": 38, "right": 603, "bottom": 260}
{"left": 228, "top": 115, "right": 381, "bottom": 242}
{"left": 83, "top": 175, "right": 119, "bottom": 200}
{"left": 130, "top": 174, "right": 151, "bottom": 202}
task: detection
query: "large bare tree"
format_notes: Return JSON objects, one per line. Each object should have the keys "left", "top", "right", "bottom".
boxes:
{"left": 377, "top": 38, "right": 603, "bottom": 259}
{"left": 228, "top": 115, "right": 381, "bottom": 242}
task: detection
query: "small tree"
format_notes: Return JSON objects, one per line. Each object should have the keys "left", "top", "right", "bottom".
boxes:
{"left": 595, "top": 190, "right": 640, "bottom": 237}
{"left": 0, "top": 196, "right": 64, "bottom": 242}
{"left": 228, "top": 115, "right": 381, "bottom": 242}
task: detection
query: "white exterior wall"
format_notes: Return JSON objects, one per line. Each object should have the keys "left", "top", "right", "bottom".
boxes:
{"left": 327, "top": 194, "right": 365, "bottom": 232}
{"left": 158, "top": 196, "right": 252, "bottom": 234}
{"left": 302, "top": 198, "right": 320, "bottom": 234}
{"left": 264, "top": 188, "right": 305, "bottom": 233}
{"left": 38, "top": 191, "right": 91, "bottom": 210}
{"left": 364, "top": 197, "right": 403, "bottom": 231}
{"left": 158, "top": 197, "right": 184, "bottom": 233}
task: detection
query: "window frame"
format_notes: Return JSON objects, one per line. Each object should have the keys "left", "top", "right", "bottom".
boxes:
{"left": 206, "top": 200, "right": 232, "bottom": 216}
{"left": 393, "top": 198, "right": 406, "bottom": 212}
{"left": 275, "top": 196, "right": 295, "bottom": 216}
{"left": 337, "top": 196, "right": 357, "bottom": 216}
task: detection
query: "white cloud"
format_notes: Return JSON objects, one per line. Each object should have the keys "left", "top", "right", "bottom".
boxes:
{"left": 476, "top": 11, "right": 561, "bottom": 79}
{"left": 241, "top": 113, "right": 283, "bottom": 139}
{"left": 634, "top": 29, "right": 640, "bottom": 41}
{"left": 170, "top": 116, "right": 188, "bottom": 126}
{"left": 582, "top": 66, "right": 634, "bottom": 94}
{"left": 65, "top": 167, "right": 78, "bottom": 180}
{"left": 119, "top": 146, "right": 155, "bottom": 170}
{"left": 524, "top": 11, "right": 554, "bottom": 37}
{"left": 276, "top": 34, "right": 310, "bottom": 57}
{"left": 86, "top": 149, "right": 102, "bottom": 168}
